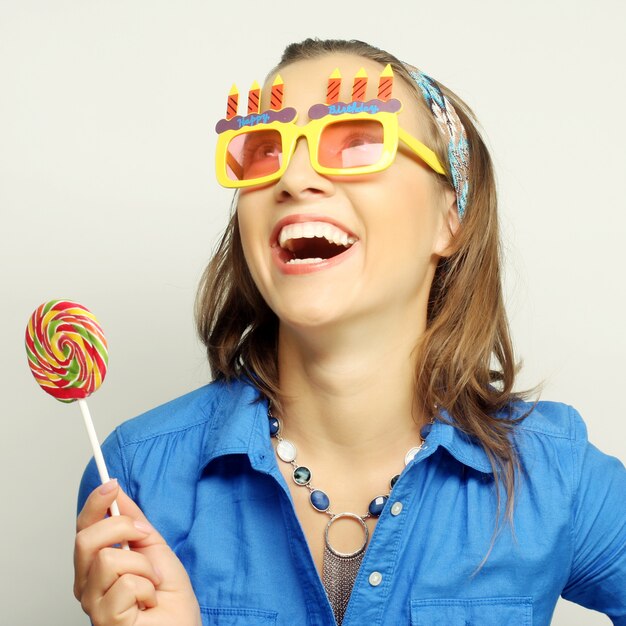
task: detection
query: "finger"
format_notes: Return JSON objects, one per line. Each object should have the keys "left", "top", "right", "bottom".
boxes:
{"left": 76, "top": 479, "right": 122, "bottom": 532}
{"left": 94, "top": 574, "right": 157, "bottom": 624}
{"left": 74, "top": 516, "right": 152, "bottom": 599}
{"left": 80, "top": 547, "right": 161, "bottom": 611}
{"left": 78, "top": 484, "right": 167, "bottom": 550}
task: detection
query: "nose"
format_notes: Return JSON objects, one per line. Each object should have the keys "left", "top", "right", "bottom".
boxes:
{"left": 272, "top": 135, "right": 335, "bottom": 203}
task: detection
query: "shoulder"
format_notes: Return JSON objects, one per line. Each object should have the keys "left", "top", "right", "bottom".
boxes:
{"left": 502, "top": 399, "right": 624, "bottom": 492}
{"left": 88, "top": 377, "right": 262, "bottom": 510}
{"left": 80, "top": 378, "right": 263, "bottom": 546}
{"left": 507, "top": 399, "right": 588, "bottom": 442}
{"left": 112, "top": 378, "right": 254, "bottom": 447}
{"left": 503, "top": 399, "right": 589, "bottom": 474}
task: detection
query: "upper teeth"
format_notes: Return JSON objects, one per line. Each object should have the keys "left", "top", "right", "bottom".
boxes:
{"left": 278, "top": 221, "right": 357, "bottom": 251}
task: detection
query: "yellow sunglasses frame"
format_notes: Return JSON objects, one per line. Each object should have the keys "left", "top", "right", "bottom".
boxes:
{"left": 215, "top": 109, "right": 446, "bottom": 188}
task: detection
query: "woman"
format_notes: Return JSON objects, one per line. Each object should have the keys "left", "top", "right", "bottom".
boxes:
{"left": 74, "top": 39, "right": 626, "bottom": 626}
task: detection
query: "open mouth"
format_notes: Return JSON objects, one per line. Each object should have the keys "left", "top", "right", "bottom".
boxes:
{"left": 277, "top": 221, "right": 357, "bottom": 265}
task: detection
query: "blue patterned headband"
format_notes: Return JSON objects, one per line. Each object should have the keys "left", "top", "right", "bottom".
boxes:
{"left": 405, "top": 67, "right": 470, "bottom": 220}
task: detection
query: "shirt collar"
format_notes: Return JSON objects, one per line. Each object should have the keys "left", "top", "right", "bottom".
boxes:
{"left": 200, "top": 380, "right": 495, "bottom": 475}
{"left": 200, "top": 379, "right": 273, "bottom": 472}
{"left": 428, "top": 408, "right": 495, "bottom": 474}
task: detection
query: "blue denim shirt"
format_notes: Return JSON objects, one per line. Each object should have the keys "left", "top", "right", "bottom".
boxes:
{"left": 78, "top": 379, "right": 626, "bottom": 625}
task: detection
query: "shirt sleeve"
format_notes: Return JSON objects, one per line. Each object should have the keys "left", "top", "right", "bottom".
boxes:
{"left": 561, "top": 406, "right": 626, "bottom": 625}
{"left": 76, "top": 428, "right": 129, "bottom": 515}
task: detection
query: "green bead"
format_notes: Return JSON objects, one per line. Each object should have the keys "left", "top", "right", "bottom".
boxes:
{"left": 293, "top": 466, "right": 312, "bottom": 486}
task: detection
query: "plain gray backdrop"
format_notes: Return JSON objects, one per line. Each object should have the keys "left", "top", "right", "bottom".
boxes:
{"left": 1, "top": 0, "right": 624, "bottom": 624}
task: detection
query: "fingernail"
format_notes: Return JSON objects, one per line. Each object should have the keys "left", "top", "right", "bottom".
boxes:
{"left": 153, "top": 565, "right": 162, "bottom": 585}
{"left": 133, "top": 520, "right": 152, "bottom": 533}
{"left": 99, "top": 479, "right": 118, "bottom": 495}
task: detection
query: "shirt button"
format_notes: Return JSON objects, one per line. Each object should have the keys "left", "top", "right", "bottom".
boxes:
{"left": 368, "top": 571, "right": 383, "bottom": 586}
{"left": 390, "top": 501, "right": 403, "bottom": 516}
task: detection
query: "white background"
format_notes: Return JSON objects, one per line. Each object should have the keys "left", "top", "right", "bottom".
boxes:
{"left": 1, "top": 1, "right": 624, "bottom": 624}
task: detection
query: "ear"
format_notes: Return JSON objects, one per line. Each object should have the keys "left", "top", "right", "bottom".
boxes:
{"left": 433, "top": 187, "right": 460, "bottom": 258}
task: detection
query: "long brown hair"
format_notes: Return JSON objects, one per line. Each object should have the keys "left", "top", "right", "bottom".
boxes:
{"left": 196, "top": 38, "right": 542, "bottom": 561}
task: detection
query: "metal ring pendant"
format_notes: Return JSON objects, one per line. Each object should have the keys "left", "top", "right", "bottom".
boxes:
{"left": 324, "top": 512, "right": 369, "bottom": 558}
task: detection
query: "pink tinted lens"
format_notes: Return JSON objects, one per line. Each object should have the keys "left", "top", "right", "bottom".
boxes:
{"left": 318, "top": 119, "right": 384, "bottom": 169}
{"left": 226, "top": 129, "right": 283, "bottom": 181}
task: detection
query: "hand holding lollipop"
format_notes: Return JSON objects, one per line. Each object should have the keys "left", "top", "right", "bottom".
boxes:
{"left": 26, "top": 300, "right": 202, "bottom": 621}
{"left": 25, "top": 299, "right": 128, "bottom": 548}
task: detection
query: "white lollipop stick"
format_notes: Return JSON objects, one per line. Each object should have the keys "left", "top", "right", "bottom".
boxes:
{"left": 78, "top": 399, "right": 130, "bottom": 551}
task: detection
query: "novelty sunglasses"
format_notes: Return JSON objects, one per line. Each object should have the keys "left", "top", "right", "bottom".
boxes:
{"left": 214, "top": 66, "right": 446, "bottom": 189}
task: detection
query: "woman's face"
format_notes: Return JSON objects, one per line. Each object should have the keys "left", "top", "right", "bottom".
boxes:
{"left": 236, "top": 53, "right": 456, "bottom": 332}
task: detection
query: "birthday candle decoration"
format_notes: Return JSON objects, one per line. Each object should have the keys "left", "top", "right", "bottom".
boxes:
{"left": 226, "top": 84, "right": 239, "bottom": 120}
{"left": 247, "top": 80, "right": 260, "bottom": 115}
{"left": 270, "top": 74, "right": 284, "bottom": 110}
{"left": 352, "top": 68, "right": 368, "bottom": 101}
{"left": 326, "top": 68, "right": 341, "bottom": 104}
{"left": 377, "top": 64, "right": 394, "bottom": 100}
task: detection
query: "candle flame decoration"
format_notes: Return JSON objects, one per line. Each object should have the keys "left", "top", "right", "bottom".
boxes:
{"left": 226, "top": 84, "right": 239, "bottom": 120}
{"left": 247, "top": 80, "right": 261, "bottom": 115}
{"left": 352, "top": 68, "right": 368, "bottom": 101}
{"left": 270, "top": 74, "right": 284, "bottom": 110}
{"left": 377, "top": 64, "right": 394, "bottom": 101}
{"left": 221, "top": 65, "right": 396, "bottom": 125}
{"left": 326, "top": 68, "right": 341, "bottom": 104}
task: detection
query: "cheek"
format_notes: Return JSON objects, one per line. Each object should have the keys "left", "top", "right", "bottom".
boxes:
{"left": 237, "top": 194, "right": 264, "bottom": 246}
{"left": 236, "top": 208, "right": 265, "bottom": 282}
{"left": 365, "top": 177, "right": 439, "bottom": 253}
{"left": 236, "top": 211, "right": 252, "bottom": 259}
{"left": 235, "top": 204, "right": 281, "bottom": 313}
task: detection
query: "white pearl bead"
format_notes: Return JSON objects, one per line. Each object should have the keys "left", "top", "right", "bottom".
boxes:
{"left": 276, "top": 439, "right": 297, "bottom": 462}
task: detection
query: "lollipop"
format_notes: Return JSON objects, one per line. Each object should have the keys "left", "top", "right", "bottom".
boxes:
{"left": 26, "top": 300, "right": 108, "bottom": 402}
{"left": 26, "top": 300, "right": 127, "bottom": 546}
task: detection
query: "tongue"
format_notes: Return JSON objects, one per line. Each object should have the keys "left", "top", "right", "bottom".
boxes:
{"left": 290, "top": 237, "right": 348, "bottom": 260}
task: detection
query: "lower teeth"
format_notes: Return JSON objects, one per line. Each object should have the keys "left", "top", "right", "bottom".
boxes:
{"left": 286, "top": 257, "right": 324, "bottom": 265}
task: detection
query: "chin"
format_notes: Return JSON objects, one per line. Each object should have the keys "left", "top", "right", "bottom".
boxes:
{"left": 273, "top": 299, "right": 356, "bottom": 334}
{"left": 280, "top": 308, "right": 342, "bottom": 330}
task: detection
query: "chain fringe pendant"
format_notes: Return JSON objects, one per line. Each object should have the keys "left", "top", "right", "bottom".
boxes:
{"left": 322, "top": 513, "right": 369, "bottom": 625}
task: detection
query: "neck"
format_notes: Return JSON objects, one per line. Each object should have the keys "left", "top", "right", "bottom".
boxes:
{"left": 276, "top": 311, "right": 431, "bottom": 469}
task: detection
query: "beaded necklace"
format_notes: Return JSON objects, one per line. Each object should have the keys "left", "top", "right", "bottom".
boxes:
{"left": 268, "top": 406, "right": 434, "bottom": 625}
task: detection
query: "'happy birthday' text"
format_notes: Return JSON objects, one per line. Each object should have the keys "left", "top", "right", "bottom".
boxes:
{"left": 328, "top": 102, "right": 380, "bottom": 115}
{"left": 238, "top": 113, "right": 271, "bottom": 128}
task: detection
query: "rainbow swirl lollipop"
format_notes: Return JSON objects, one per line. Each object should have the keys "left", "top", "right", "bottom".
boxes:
{"left": 25, "top": 300, "right": 108, "bottom": 402}
{"left": 25, "top": 300, "right": 126, "bottom": 543}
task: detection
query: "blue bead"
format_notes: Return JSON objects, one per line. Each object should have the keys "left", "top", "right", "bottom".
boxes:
{"left": 390, "top": 474, "right": 400, "bottom": 489}
{"left": 368, "top": 495, "right": 388, "bottom": 517}
{"left": 268, "top": 417, "right": 280, "bottom": 437}
{"left": 310, "top": 490, "right": 330, "bottom": 512}
{"left": 420, "top": 422, "right": 433, "bottom": 439}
